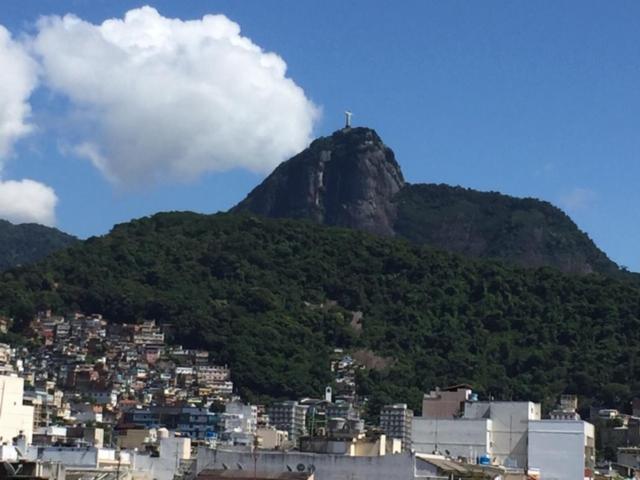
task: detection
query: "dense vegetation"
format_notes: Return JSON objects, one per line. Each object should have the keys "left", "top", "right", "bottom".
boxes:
{"left": 0, "top": 219, "right": 78, "bottom": 271}
{"left": 394, "top": 184, "right": 620, "bottom": 275}
{"left": 1, "top": 212, "right": 639, "bottom": 416}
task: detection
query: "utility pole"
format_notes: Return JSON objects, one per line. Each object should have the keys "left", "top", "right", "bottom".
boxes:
{"left": 252, "top": 435, "right": 259, "bottom": 480}
{"left": 116, "top": 448, "right": 121, "bottom": 480}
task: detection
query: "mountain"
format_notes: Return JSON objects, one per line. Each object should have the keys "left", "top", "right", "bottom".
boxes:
{"left": 1, "top": 212, "right": 639, "bottom": 413}
{"left": 233, "top": 127, "right": 619, "bottom": 275}
{"left": 0, "top": 219, "right": 78, "bottom": 271}
{"left": 234, "top": 127, "right": 404, "bottom": 236}
{"left": 394, "top": 184, "right": 618, "bottom": 275}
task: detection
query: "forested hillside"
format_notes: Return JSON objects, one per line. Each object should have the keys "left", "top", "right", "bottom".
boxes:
{"left": 0, "top": 212, "right": 638, "bottom": 415}
{"left": 0, "top": 219, "right": 78, "bottom": 271}
{"left": 394, "top": 184, "right": 619, "bottom": 275}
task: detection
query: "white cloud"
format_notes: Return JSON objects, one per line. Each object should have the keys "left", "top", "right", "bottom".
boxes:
{"left": 32, "top": 6, "right": 319, "bottom": 186}
{"left": 0, "top": 25, "right": 37, "bottom": 161}
{"left": 559, "top": 187, "right": 596, "bottom": 213}
{"left": 0, "top": 179, "right": 57, "bottom": 226}
{"left": 0, "top": 25, "right": 59, "bottom": 226}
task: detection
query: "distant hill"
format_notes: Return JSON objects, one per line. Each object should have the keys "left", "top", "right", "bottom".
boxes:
{"left": 233, "top": 127, "right": 619, "bottom": 275}
{"left": 0, "top": 219, "right": 78, "bottom": 270}
{"left": 1, "top": 212, "right": 639, "bottom": 414}
{"left": 394, "top": 184, "right": 619, "bottom": 275}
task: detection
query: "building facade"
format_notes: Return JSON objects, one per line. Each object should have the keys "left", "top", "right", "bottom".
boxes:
{"left": 0, "top": 375, "right": 35, "bottom": 444}
{"left": 463, "top": 401, "right": 540, "bottom": 468}
{"left": 413, "top": 399, "right": 541, "bottom": 468}
{"left": 268, "top": 401, "right": 308, "bottom": 444}
{"left": 412, "top": 418, "right": 491, "bottom": 460}
{"left": 528, "top": 419, "right": 595, "bottom": 480}
{"left": 422, "top": 386, "right": 472, "bottom": 419}
{"left": 380, "top": 403, "right": 413, "bottom": 451}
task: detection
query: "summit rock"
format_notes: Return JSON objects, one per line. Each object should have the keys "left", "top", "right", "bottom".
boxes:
{"left": 233, "top": 127, "right": 404, "bottom": 236}
{"left": 233, "top": 127, "right": 619, "bottom": 275}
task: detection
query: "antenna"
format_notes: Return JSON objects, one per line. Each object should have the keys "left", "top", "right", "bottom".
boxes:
{"left": 344, "top": 111, "right": 352, "bottom": 128}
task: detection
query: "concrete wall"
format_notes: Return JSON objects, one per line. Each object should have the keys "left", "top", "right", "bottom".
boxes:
{"left": 412, "top": 418, "right": 491, "bottom": 460}
{"left": 159, "top": 436, "right": 191, "bottom": 461}
{"left": 30, "top": 446, "right": 133, "bottom": 470}
{"left": 39, "top": 448, "right": 99, "bottom": 468}
{"left": 197, "top": 447, "right": 416, "bottom": 480}
{"left": 118, "top": 429, "right": 151, "bottom": 450}
{"left": 0, "top": 375, "right": 34, "bottom": 444}
{"left": 422, "top": 388, "right": 471, "bottom": 418}
{"left": 528, "top": 420, "right": 594, "bottom": 480}
{"left": 256, "top": 428, "right": 288, "bottom": 450}
{"left": 465, "top": 401, "right": 540, "bottom": 468}
{"left": 132, "top": 452, "right": 183, "bottom": 480}
{"left": 130, "top": 437, "right": 191, "bottom": 480}
{"left": 348, "top": 435, "right": 399, "bottom": 457}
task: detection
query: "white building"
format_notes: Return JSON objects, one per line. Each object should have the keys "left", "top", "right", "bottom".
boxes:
{"left": 267, "top": 401, "right": 308, "bottom": 443}
{"left": 0, "top": 375, "right": 35, "bottom": 444}
{"left": 380, "top": 403, "right": 413, "bottom": 451}
{"left": 464, "top": 401, "right": 540, "bottom": 467}
{"left": 528, "top": 420, "right": 595, "bottom": 480}
{"left": 413, "top": 400, "right": 540, "bottom": 468}
{"left": 20, "top": 436, "right": 191, "bottom": 480}
{"left": 223, "top": 401, "right": 257, "bottom": 434}
{"left": 412, "top": 418, "right": 491, "bottom": 460}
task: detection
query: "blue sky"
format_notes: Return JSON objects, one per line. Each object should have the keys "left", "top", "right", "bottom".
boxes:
{"left": 1, "top": 1, "right": 639, "bottom": 270}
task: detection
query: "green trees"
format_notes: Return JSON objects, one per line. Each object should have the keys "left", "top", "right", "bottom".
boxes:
{"left": 1, "top": 211, "right": 639, "bottom": 413}
{"left": 0, "top": 219, "right": 78, "bottom": 271}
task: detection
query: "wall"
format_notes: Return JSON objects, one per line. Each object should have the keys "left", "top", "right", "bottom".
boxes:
{"left": 421, "top": 389, "right": 471, "bottom": 418}
{"left": 196, "top": 447, "right": 416, "bottom": 480}
{"left": 412, "top": 418, "right": 491, "bottom": 460}
{"left": 39, "top": 448, "right": 99, "bottom": 468}
{"left": 465, "top": 401, "right": 540, "bottom": 468}
{"left": 256, "top": 428, "right": 287, "bottom": 450}
{"left": 0, "top": 375, "right": 34, "bottom": 444}
{"left": 528, "top": 420, "right": 593, "bottom": 480}
{"left": 159, "top": 436, "right": 191, "bottom": 461}
{"left": 118, "top": 429, "right": 150, "bottom": 450}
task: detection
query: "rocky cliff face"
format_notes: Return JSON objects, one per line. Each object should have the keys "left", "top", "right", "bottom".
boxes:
{"left": 394, "top": 184, "right": 620, "bottom": 275}
{"left": 233, "top": 127, "right": 620, "bottom": 275}
{"left": 233, "top": 127, "right": 404, "bottom": 236}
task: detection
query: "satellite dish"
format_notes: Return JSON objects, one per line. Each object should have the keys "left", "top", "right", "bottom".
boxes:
{"left": 296, "top": 464, "right": 306, "bottom": 472}
{"left": 308, "top": 465, "right": 316, "bottom": 473}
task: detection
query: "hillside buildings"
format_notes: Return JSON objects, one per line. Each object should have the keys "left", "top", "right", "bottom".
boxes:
{"left": 0, "top": 310, "right": 618, "bottom": 480}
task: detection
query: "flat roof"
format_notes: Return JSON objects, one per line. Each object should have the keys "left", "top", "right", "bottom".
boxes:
{"left": 198, "top": 470, "right": 311, "bottom": 480}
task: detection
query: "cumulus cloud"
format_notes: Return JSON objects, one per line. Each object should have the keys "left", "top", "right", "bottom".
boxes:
{"left": 0, "top": 25, "right": 37, "bottom": 160}
{"left": 0, "top": 179, "right": 57, "bottom": 226}
{"left": 32, "top": 6, "right": 319, "bottom": 186}
{"left": 559, "top": 187, "right": 596, "bottom": 213}
{"left": 0, "top": 24, "right": 58, "bottom": 226}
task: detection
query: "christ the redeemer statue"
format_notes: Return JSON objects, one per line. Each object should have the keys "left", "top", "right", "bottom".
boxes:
{"left": 345, "top": 110, "right": 352, "bottom": 129}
